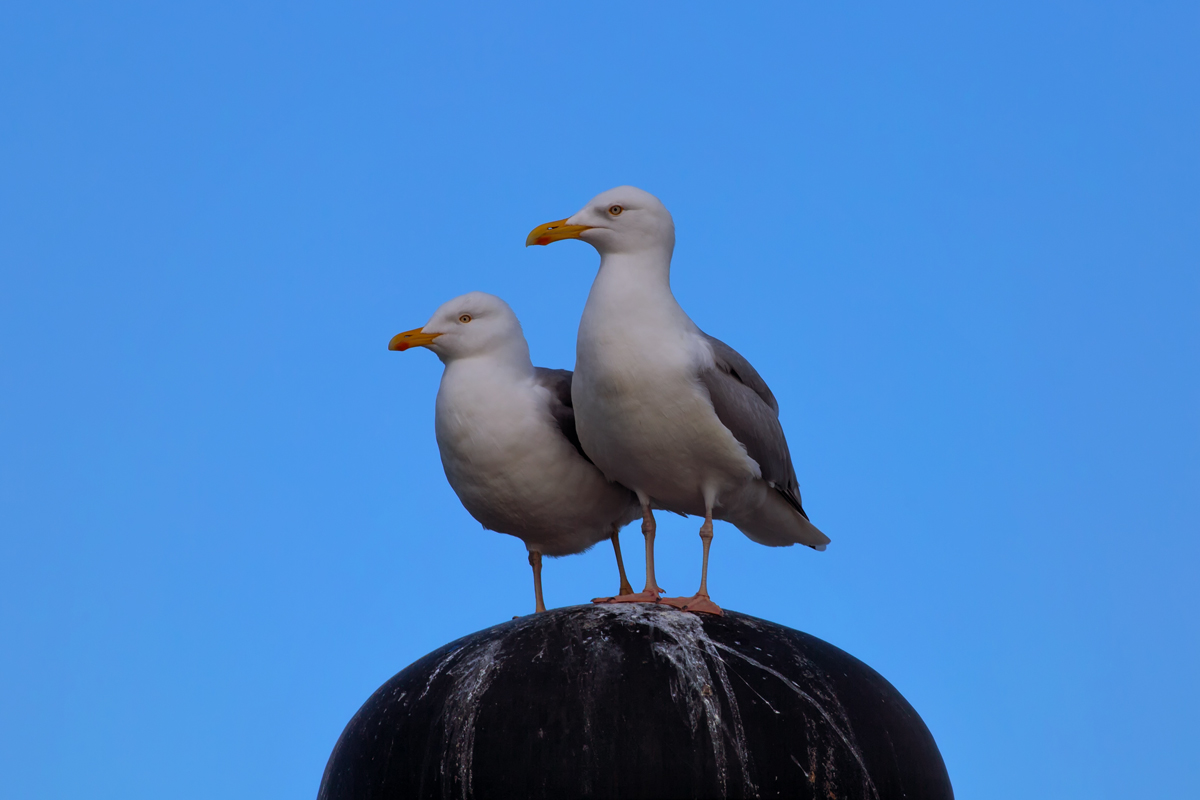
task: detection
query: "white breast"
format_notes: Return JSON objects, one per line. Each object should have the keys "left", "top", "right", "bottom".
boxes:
{"left": 434, "top": 360, "right": 633, "bottom": 555}
{"left": 573, "top": 266, "right": 759, "bottom": 515}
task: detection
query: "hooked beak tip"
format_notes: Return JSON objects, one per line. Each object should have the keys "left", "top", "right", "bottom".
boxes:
{"left": 389, "top": 328, "right": 441, "bottom": 351}
{"left": 525, "top": 218, "right": 592, "bottom": 247}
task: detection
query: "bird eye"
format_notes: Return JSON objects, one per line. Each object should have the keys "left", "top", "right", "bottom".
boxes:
{"left": 458, "top": 314, "right": 472, "bottom": 323}
{"left": 608, "top": 205, "right": 623, "bottom": 216}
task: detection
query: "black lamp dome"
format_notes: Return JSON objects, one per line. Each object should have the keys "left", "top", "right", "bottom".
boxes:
{"left": 318, "top": 604, "right": 952, "bottom": 800}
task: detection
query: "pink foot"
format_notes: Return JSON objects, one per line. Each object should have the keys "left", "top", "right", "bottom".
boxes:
{"left": 660, "top": 594, "right": 724, "bottom": 616}
{"left": 592, "top": 589, "right": 663, "bottom": 604}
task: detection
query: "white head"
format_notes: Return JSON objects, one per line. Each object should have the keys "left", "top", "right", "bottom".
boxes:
{"left": 526, "top": 185, "right": 675, "bottom": 260}
{"left": 388, "top": 291, "right": 530, "bottom": 368}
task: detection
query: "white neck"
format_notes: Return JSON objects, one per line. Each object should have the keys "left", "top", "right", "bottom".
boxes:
{"left": 445, "top": 345, "right": 535, "bottom": 380}
{"left": 592, "top": 250, "right": 681, "bottom": 313}
{"left": 578, "top": 249, "right": 700, "bottom": 366}
{"left": 436, "top": 329, "right": 534, "bottom": 372}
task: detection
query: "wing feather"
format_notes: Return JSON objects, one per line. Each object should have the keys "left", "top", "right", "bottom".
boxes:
{"left": 699, "top": 333, "right": 809, "bottom": 519}
{"left": 532, "top": 367, "right": 592, "bottom": 464}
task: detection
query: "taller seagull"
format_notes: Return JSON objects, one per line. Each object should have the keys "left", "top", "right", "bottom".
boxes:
{"left": 527, "top": 186, "right": 829, "bottom": 615}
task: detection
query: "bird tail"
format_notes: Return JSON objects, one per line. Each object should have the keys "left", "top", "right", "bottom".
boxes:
{"left": 727, "top": 490, "right": 830, "bottom": 550}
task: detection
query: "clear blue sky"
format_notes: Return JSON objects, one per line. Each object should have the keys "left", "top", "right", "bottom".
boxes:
{"left": 1, "top": 2, "right": 1196, "bottom": 798}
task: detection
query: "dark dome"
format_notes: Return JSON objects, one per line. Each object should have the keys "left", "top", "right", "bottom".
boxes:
{"left": 318, "top": 604, "right": 952, "bottom": 800}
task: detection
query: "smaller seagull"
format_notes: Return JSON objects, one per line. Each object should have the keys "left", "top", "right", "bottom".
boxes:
{"left": 389, "top": 291, "right": 641, "bottom": 613}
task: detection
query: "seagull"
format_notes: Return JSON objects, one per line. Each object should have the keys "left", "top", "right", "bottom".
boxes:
{"left": 389, "top": 291, "right": 641, "bottom": 613}
{"left": 526, "top": 187, "right": 829, "bottom": 615}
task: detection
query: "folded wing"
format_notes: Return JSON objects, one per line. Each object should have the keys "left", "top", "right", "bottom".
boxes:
{"left": 533, "top": 367, "right": 591, "bottom": 464}
{"left": 698, "top": 333, "right": 809, "bottom": 520}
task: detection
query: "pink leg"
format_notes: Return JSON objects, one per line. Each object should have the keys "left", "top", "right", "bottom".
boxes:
{"left": 593, "top": 505, "right": 664, "bottom": 604}
{"left": 661, "top": 510, "right": 723, "bottom": 616}
{"left": 529, "top": 551, "right": 546, "bottom": 613}
{"left": 610, "top": 526, "right": 635, "bottom": 596}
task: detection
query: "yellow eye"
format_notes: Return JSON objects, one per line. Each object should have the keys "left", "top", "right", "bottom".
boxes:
{"left": 458, "top": 314, "right": 472, "bottom": 323}
{"left": 608, "top": 205, "right": 623, "bottom": 216}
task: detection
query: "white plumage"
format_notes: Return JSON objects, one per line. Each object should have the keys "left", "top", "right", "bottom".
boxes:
{"left": 390, "top": 291, "right": 639, "bottom": 612}
{"left": 528, "top": 187, "right": 828, "bottom": 615}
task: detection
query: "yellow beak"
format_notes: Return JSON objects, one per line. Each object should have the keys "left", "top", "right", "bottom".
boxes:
{"left": 388, "top": 327, "right": 442, "bottom": 351}
{"left": 525, "top": 218, "right": 593, "bottom": 247}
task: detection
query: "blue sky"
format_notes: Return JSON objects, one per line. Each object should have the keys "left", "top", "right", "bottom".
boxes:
{"left": 1, "top": 2, "right": 1197, "bottom": 797}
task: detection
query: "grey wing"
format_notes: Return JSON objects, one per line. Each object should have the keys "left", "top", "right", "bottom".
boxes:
{"left": 532, "top": 367, "right": 592, "bottom": 464}
{"left": 699, "top": 333, "right": 809, "bottom": 519}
